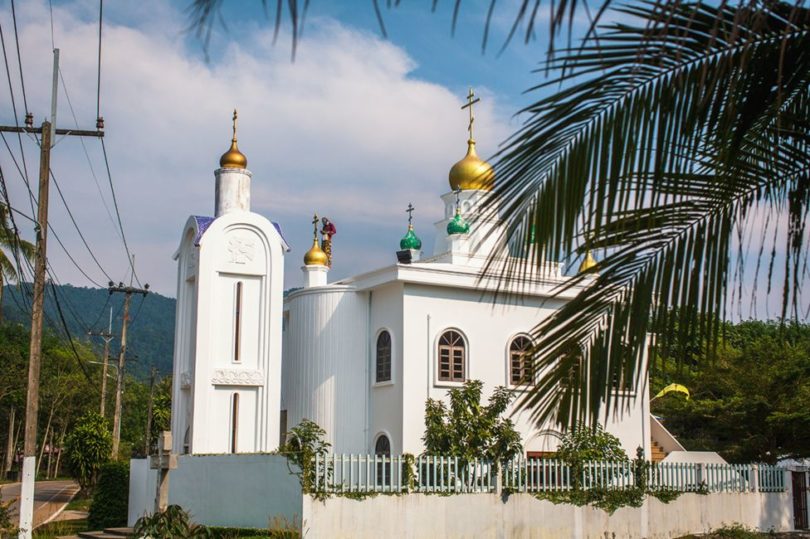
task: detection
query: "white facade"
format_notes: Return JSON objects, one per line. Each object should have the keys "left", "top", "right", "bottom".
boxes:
{"left": 171, "top": 163, "right": 288, "bottom": 455}
{"left": 280, "top": 189, "right": 651, "bottom": 457}
{"left": 171, "top": 124, "right": 652, "bottom": 461}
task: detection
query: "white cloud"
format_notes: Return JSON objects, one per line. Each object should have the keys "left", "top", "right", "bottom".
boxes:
{"left": 0, "top": 0, "right": 511, "bottom": 297}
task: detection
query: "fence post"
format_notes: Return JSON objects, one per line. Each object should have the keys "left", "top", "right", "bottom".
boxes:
{"left": 496, "top": 461, "right": 503, "bottom": 495}
{"left": 697, "top": 463, "right": 706, "bottom": 491}
{"left": 750, "top": 464, "right": 759, "bottom": 493}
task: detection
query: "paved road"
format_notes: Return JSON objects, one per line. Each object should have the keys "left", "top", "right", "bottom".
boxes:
{"left": 0, "top": 479, "right": 79, "bottom": 528}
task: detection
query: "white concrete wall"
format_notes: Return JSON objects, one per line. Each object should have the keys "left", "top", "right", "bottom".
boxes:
{"left": 129, "top": 454, "right": 303, "bottom": 529}
{"left": 400, "top": 283, "right": 649, "bottom": 458}
{"left": 282, "top": 286, "right": 369, "bottom": 453}
{"left": 302, "top": 492, "right": 794, "bottom": 539}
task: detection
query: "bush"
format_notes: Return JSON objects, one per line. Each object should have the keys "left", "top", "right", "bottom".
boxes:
{"left": 64, "top": 412, "right": 112, "bottom": 493}
{"left": 134, "top": 505, "right": 212, "bottom": 538}
{"left": 280, "top": 420, "right": 331, "bottom": 494}
{"left": 88, "top": 462, "right": 129, "bottom": 530}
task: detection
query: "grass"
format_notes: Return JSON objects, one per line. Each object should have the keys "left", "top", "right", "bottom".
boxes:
{"left": 64, "top": 494, "right": 91, "bottom": 513}
{"left": 32, "top": 518, "right": 87, "bottom": 539}
{"left": 677, "top": 524, "right": 778, "bottom": 538}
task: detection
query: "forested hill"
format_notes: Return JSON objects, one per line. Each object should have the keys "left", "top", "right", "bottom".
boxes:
{"left": 1, "top": 283, "right": 176, "bottom": 378}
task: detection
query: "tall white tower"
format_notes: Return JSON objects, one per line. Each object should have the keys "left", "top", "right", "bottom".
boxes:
{"left": 170, "top": 111, "right": 288, "bottom": 455}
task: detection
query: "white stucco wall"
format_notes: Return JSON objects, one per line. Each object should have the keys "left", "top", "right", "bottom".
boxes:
{"left": 282, "top": 286, "right": 369, "bottom": 453}
{"left": 302, "top": 492, "right": 794, "bottom": 539}
{"left": 128, "top": 454, "right": 303, "bottom": 529}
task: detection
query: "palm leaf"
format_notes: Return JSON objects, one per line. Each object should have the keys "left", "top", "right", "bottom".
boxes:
{"left": 478, "top": 1, "right": 810, "bottom": 427}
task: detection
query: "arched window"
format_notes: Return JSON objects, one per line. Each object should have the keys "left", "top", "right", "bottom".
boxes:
{"left": 438, "top": 330, "right": 466, "bottom": 382}
{"left": 509, "top": 335, "right": 533, "bottom": 385}
{"left": 375, "top": 331, "right": 392, "bottom": 383}
{"left": 374, "top": 434, "right": 391, "bottom": 488}
{"left": 375, "top": 434, "right": 391, "bottom": 455}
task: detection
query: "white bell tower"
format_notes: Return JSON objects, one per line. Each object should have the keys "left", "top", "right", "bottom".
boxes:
{"left": 171, "top": 111, "right": 287, "bottom": 455}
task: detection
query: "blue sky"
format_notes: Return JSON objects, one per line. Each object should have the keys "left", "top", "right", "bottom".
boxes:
{"left": 0, "top": 0, "right": 801, "bottom": 321}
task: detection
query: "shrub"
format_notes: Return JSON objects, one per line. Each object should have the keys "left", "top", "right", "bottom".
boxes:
{"left": 134, "top": 504, "right": 212, "bottom": 538}
{"left": 88, "top": 461, "right": 129, "bottom": 530}
{"left": 64, "top": 412, "right": 112, "bottom": 493}
{"left": 280, "top": 420, "right": 331, "bottom": 494}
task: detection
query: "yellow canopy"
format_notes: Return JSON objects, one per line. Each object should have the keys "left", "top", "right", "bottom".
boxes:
{"left": 653, "top": 383, "right": 690, "bottom": 401}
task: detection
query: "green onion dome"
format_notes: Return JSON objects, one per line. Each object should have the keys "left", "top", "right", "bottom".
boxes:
{"left": 446, "top": 209, "right": 470, "bottom": 235}
{"left": 400, "top": 224, "right": 422, "bottom": 250}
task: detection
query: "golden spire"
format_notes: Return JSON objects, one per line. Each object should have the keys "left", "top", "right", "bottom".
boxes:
{"left": 219, "top": 109, "right": 248, "bottom": 169}
{"left": 449, "top": 88, "right": 494, "bottom": 191}
{"left": 303, "top": 213, "right": 329, "bottom": 266}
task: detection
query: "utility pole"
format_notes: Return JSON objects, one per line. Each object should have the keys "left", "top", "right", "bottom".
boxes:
{"left": 145, "top": 366, "right": 157, "bottom": 456}
{"left": 108, "top": 281, "right": 149, "bottom": 458}
{"left": 0, "top": 49, "right": 104, "bottom": 539}
{"left": 88, "top": 307, "right": 114, "bottom": 417}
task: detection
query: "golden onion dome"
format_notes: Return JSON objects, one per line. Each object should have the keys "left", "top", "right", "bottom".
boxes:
{"left": 303, "top": 238, "right": 328, "bottom": 266}
{"left": 219, "top": 109, "right": 248, "bottom": 169}
{"left": 449, "top": 139, "right": 494, "bottom": 191}
{"left": 579, "top": 250, "right": 598, "bottom": 273}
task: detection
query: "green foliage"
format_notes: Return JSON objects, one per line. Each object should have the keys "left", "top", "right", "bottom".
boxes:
{"left": 652, "top": 320, "right": 810, "bottom": 462}
{"left": 0, "top": 487, "right": 18, "bottom": 536}
{"left": 557, "top": 423, "right": 627, "bottom": 490}
{"left": 64, "top": 411, "right": 112, "bottom": 493}
{"left": 423, "top": 380, "right": 522, "bottom": 464}
{"left": 280, "top": 419, "right": 331, "bottom": 494}
{"left": 88, "top": 461, "right": 129, "bottom": 530}
{"left": 678, "top": 523, "right": 765, "bottom": 539}
{"left": 1, "top": 284, "right": 176, "bottom": 378}
{"left": 134, "top": 505, "right": 212, "bottom": 539}
{"left": 533, "top": 487, "right": 645, "bottom": 514}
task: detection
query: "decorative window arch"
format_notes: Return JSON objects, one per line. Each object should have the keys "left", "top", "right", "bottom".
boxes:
{"left": 374, "top": 434, "right": 391, "bottom": 455}
{"left": 438, "top": 330, "right": 466, "bottom": 382}
{"left": 375, "top": 331, "right": 392, "bottom": 383}
{"left": 509, "top": 335, "right": 534, "bottom": 385}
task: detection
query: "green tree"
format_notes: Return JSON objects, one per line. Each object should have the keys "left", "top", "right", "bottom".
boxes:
{"left": 423, "top": 380, "right": 522, "bottom": 463}
{"left": 0, "top": 203, "right": 34, "bottom": 325}
{"left": 652, "top": 321, "right": 810, "bottom": 463}
{"left": 64, "top": 412, "right": 112, "bottom": 493}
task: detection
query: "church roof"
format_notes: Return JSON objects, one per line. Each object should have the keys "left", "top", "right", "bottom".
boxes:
{"left": 192, "top": 215, "right": 290, "bottom": 251}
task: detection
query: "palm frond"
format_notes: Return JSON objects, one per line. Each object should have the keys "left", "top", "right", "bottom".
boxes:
{"left": 479, "top": 1, "right": 810, "bottom": 427}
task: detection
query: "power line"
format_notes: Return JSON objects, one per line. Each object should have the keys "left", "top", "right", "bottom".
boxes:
{"left": 10, "top": 0, "right": 29, "bottom": 114}
{"left": 57, "top": 67, "right": 120, "bottom": 238}
{"left": 48, "top": 280, "right": 97, "bottom": 388}
{"left": 100, "top": 139, "right": 141, "bottom": 287}
{"left": 49, "top": 168, "right": 113, "bottom": 282}
{"left": 0, "top": 18, "right": 36, "bottom": 218}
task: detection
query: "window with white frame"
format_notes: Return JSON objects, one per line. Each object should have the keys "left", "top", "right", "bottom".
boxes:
{"left": 509, "top": 335, "right": 534, "bottom": 385}
{"left": 375, "top": 331, "right": 392, "bottom": 383}
{"left": 438, "top": 330, "right": 466, "bottom": 382}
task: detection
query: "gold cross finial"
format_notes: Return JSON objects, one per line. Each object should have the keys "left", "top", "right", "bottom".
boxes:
{"left": 232, "top": 109, "right": 239, "bottom": 142}
{"left": 460, "top": 87, "right": 480, "bottom": 142}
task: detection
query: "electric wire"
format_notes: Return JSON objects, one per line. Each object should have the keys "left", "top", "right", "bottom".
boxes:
{"left": 96, "top": 0, "right": 103, "bottom": 121}
{"left": 58, "top": 67, "right": 120, "bottom": 238}
{"left": 49, "top": 168, "right": 113, "bottom": 282}
{"left": 100, "top": 138, "right": 141, "bottom": 287}
{"left": 47, "top": 261, "right": 91, "bottom": 333}
{"left": 0, "top": 18, "right": 36, "bottom": 217}
{"left": 48, "top": 279, "right": 98, "bottom": 388}
{"left": 9, "top": 0, "right": 28, "bottom": 115}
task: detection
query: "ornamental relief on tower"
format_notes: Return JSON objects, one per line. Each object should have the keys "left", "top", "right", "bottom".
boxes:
{"left": 211, "top": 368, "right": 264, "bottom": 386}
{"left": 227, "top": 236, "right": 255, "bottom": 264}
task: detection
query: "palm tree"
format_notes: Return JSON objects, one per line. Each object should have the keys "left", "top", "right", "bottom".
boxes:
{"left": 186, "top": 0, "right": 810, "bottom": 428}
{"left": 0, "top": 203, "right": 34, "bottom": 324}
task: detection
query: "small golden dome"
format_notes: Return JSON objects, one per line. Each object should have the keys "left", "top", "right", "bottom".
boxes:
{"left": 303, "top": 238, "right": 328, "bottom": 266}
{"left": 579, "top": 250, "right": 598, "bottom": 273}
{"left": 219, "top": 109, "right": 247, "bottom": 169}
{"left": 449, "top": 140, "right": 494, "bottom": 191}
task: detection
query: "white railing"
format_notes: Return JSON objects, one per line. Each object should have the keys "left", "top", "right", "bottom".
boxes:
{"left": 313, "top": 454, "right": 786, "bottom": 495}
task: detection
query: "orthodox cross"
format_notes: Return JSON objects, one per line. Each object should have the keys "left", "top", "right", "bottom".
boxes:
{"left": 460, "top": 88, "right": 480, "bottom": 141}
{"left": 454, "top": 188, "right": 462, "bottom": 212}
{"left": 406, "top": 203, "right": 415, "bottom": 225}
{"left": 311, "top": 213, "right": 319, "bottom": 239}
{"left": 232, "top": 109, "right": 239, "bottom": 142}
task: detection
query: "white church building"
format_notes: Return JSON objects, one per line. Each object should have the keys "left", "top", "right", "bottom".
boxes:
{"left": 170, "top": 102, "right": 661, "bottom": 462}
